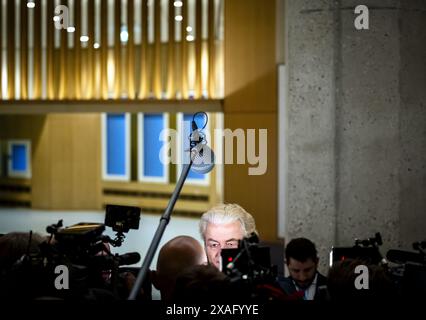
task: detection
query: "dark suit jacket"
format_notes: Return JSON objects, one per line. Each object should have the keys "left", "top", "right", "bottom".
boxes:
{"left": 277, "top": 272, "right": 328, "bottom": 301}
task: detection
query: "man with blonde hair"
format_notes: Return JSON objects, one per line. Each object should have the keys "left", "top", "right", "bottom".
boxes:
{"left": 199, "top": 203, "right": 258, "bottom": 269}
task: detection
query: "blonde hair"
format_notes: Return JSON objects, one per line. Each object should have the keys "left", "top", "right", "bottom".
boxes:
{"left": 199, "top": 203, "right": 258, "bottom": 240}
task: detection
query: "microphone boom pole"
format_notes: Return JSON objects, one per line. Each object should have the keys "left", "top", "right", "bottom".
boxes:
{"left": 128, "top": 161, "right": 192, "bottom": 300}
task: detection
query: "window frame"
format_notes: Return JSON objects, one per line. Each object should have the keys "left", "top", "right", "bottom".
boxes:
{"left": 101, "top": 113, "right": 131, "bottom": 181}
{"left": 7, "top": 139, "right": 32, "bottom": 179}
{"left": 137, "top": 112, "right": 170, "bottom": 184}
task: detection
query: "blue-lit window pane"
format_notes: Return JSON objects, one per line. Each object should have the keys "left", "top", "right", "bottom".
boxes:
{"left": 183, "top": 113, "right": 205, "bottom": 180}
{"left": 143, "top": 114, "right": 164, "bottom": 178}
{"left": 11, "top": 144, "right": 27, "bottom": 172}
{"left": 106, "top": 114, "right": 126, "bottom": 176}
{"left": 8, "top": 140, "right": 31, "bottom": 179}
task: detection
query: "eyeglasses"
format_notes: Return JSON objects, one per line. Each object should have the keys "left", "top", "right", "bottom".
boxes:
{"left": 206, "top": 240, "right": 239, "bottom": 250}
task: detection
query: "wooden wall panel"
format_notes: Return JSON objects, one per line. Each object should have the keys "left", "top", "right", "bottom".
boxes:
{"left": 70, "top": 115, "right": 102, "bottom": 209}
{"left": 224, "top": 113, "right": 277, "bottom": 241}
{"left": 31, "top": 118, "right": 51, "bottom": 208}
{"left": 49, "top": 116, "right": 73, "bottom": 208}
{"left": 7, "top": 0, "right": 15, "bottom": 99}
{"left": 0, "top": 0, "right": 2, "bottom": 99}
{"left": 224, "top": 0, "right": 278, "bottom": 241}
{"left": 0, "top": 116, "right": 47, "bottom": 168}
{"left": 20, "top": 1, "right": 28, "bottom": 99}
{"left": 0, "top": 115, "right": 101, "bottom": 210}
{"left": 33, "top": 0, "right": 42, "bottom": 98}
{"left": 48, "top": 114, "right": 101, "bottom": 209}
{"left": 224, "top": 0, "right": 277, "bottom": 113}
{"left": 0, "top": 116, "right": 46, "bottom": 139}
{"left": 0, "top": 116, "right": 47, "bottom": 206}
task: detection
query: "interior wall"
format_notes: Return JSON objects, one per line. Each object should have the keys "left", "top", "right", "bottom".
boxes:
{"left": 276, "top": 0, "right": 286, "bottom": 65}
{"left": 0, "top": 115, "right": 46, "bottom": 150}
{"left": 336, "top": 0, "right": 401, "bottom": 253}
{"left": 398, "top": 0, "right": 426, "bottom": 249}
{"left": 285, "top": 0, "right": 426, "bottom": 272}
{"left": 41, "top": 114, "right": 102, "bottom": 210}
{"left": 285, "top": 0, "right": 337, "bottom": 271}
{"left": 1, "top": 111, "right": 224, "bottom": 213}
{"left": 0, "top": 114, "right": 102, "bottom": 210}
{"left": 0, "top": 115, "right": 46, "bottom": 194}
{"left": 224, "top": 0, "right": 278, "bottom": 241}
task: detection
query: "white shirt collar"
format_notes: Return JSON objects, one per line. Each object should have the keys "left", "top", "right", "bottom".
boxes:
{"left": 294, "top": 273, "right": 318, "bottom": 300}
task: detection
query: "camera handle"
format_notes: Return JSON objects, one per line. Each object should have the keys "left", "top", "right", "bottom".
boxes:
{"left": 99, "top": 233, "right": 125, "bottom": 248}
{"left": 110, "top": 232, "right": 126, "bottom": 247}
{"left": 46, "top": 219, "right": 63, "bottom": 244}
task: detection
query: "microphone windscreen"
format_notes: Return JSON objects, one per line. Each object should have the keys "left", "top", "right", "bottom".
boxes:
{"left": 191, "top": 144, "right": 215, "bottom": 174}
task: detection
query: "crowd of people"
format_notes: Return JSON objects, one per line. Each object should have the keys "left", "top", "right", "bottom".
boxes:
{"left": 0, "top": 203, "right": 399, "bottom": 302}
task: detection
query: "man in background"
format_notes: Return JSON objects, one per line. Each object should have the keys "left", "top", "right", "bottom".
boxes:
{"left": 279, "top": 237, "right": 328, "bottom": 301}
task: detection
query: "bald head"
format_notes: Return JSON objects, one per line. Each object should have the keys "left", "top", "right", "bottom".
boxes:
{"left": 153, "top": 236, "right": 206, "bottom": 301}
{"left": 157, "top": 236, "right": 205, "bottom": 278}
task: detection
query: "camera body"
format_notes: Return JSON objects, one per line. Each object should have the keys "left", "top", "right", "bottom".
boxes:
{"left": 1, "top": 205, "right": 142, "bottom": 300}
{"left": 330, "top": 232, "right": 426, "bottom": 298}
{"left": 220, "top": 234, "right": 284, "bottom": 301}
{"left": 330, "top": 232, "right": 385, "bottom": 266}
{"left": 386, "top": 239, "right": 426, "bottom": 298}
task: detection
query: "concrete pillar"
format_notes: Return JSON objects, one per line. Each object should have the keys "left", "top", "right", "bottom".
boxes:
{"left": 285, "top": 0, "right": 426, "bottom": 272}
{"left": 398, "top": 0, "right": 426, "bottom": 249}
{"left": 285, "top": 0, "right": 338, "bottom": 271}
{"left": 336, "top": 0, "right": 401, "bottom": 254}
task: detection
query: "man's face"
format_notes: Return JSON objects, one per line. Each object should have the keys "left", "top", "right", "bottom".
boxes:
{"left": 204, "top": 221, "right": 244, "bottom": 269}
{"left": 287, "top": 258, "right": 318, "bottom": 289}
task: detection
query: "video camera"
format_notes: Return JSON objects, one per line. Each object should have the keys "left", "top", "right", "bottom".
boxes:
{"left": 220, "top": 234, "right": 284, "bottom": 301}
{"left": 386, "top": 239, "right": 426, "bottom": 298}
{"left": 330, "top": 233, "right": 426, "bottom": 298}
{"left": 2, "top": 205, "right": 143, "bottom": 300}
{"left": 330, "top": 232, "right": 386, "bottom": 266}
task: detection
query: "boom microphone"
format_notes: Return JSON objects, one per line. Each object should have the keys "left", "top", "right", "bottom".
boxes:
{"left": 191, "top": 143, "right": 215, "bottom": 174}
{"left": 190, "top": 112, "right": 215, "bottom": 174}
{"left": 129, "top": 111, "right": 212, "bottom": 300}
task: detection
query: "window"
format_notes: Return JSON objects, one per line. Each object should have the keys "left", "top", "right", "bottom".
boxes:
{"left": 7, "top": 140, "right": 31, "bottom": 179}
{"left": 176, "top": 112, "right": 211, "bottom": 185}
{"left": 102, "top": 113, "right": 131, "bottom": 181}
{"left": 138, "top": 113, "right": 169, "bottom": 183}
